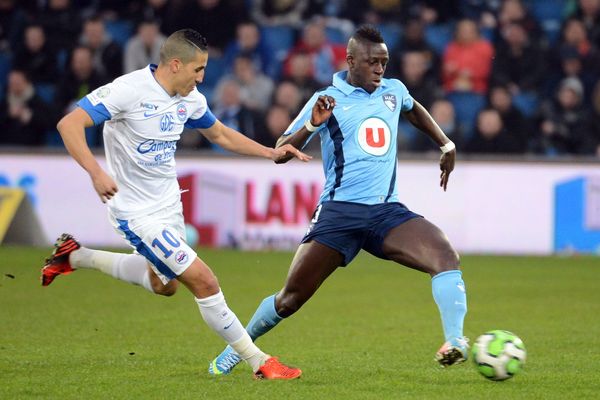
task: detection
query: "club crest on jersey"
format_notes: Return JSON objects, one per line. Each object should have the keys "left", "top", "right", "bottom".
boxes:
{"left": 175, "top": 250, "right": 188, "bottom": 265}
{"left": 160, "top": 113, "right": 175, "bottom": 132}
{"left": 382, "top": 94, "right": 397, "bottom": 112}
{"left": 176, "top": 103, "right": 187, "bottom": 122}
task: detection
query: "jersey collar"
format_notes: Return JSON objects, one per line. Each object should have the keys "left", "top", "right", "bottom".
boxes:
{"left": 332, "top": 71, "right": 387, "bottom": 96}
{"left": 148, "top": 64, "right": 181, "bottom": 99}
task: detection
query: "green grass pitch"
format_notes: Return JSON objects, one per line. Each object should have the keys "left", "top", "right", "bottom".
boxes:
{"left": 1, "top": 246, "right": 599, "bottom": 399}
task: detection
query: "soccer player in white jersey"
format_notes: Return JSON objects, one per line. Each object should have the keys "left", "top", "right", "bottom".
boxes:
{"left": 41, "top": 29, "right": 307, "bottom": 380}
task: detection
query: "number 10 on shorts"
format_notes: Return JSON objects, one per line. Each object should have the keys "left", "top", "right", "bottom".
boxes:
{"left": 152, "top": 229, "right": 181, "bottom": 258}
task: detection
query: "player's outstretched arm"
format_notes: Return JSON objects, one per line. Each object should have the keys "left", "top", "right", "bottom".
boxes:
{"left": 199, "top": 120, "right": 312, "bottom": 163}
{"left": 275, "top": 95, "right": 336, "bottom": 163}
{"left": 402, "top": 100, "right": 456, "bottom": 191}
{"left": 57, "top": 108, "right": 118, "bottom": 203}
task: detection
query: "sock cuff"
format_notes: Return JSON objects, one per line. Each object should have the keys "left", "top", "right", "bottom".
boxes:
{"left": 195, "top": 290, "right": 224, "bottom": 307}
{"left": 432, "top": 269, "right": 462, "bottom": 282}
{"left": 270, "top": 294, "right": 284, "bottom": 320}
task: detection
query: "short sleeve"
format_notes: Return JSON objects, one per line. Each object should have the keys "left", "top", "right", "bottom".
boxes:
{"left": 77, "top": 81, "right": 137, "bottom": 125}
{"left": 185, "top": 105, "right": 216, "bottom": 129}
{"left": 184, "top": 90, "right": 217, "bottom": 129}
{"left": 396, "top": 80, "right": 414, "bottom": 112}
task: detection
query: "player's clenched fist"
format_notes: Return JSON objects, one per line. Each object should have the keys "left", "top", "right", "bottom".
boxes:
{"left": 311, "top": 95, "right": 336, "bottom": 126}
{"left": 90, "top": 169, "right": 118, "bottom": 203}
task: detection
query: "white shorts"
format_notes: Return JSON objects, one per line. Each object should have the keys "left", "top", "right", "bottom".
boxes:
{"left": 109, "top": 201, "right": 197, "bottom": 284}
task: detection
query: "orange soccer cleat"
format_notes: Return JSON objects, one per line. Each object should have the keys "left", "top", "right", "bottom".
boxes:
{"left": 41, "top": 233, "right": 81, "bottom": 286}
{"left": 254, "top": 357, "right": 302, "bottom": 380}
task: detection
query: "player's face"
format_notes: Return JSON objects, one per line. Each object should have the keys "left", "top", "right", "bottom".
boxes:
{"left": 347, "top": 42, "right": 388, "bottom": 93}
{"left": 175, "top": 50, "right": 208, "bottom": 96}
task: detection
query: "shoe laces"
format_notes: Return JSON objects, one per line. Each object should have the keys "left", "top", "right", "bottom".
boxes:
{"left": 216, "top": 351, "right": 241, "bottom": 371}
{"left": 454, "top": 337, "right": 469, "bottom": 351}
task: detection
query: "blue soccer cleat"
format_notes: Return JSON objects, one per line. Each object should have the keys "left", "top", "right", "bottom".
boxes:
{"left": 208, "top": 345, "right": 242, "bottom": 375}
{"left": 435, "top": 337, "right": 470, "bottom": 368}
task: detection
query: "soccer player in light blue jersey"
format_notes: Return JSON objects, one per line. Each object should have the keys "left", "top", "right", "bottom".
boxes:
{"left": 40, "top": 29, "right": 306, "bottom": 380}
{"left": 210, "top": 25, "right": 468, "bottom": 374}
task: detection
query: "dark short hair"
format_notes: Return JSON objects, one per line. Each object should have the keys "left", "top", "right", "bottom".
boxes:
{"left": 353, "top": 25, "right": 384, "bottom": 44}
{"left": 160, "top": 29, "right": 208, "bottom": 63}
{"left": 180, "top": 29, "right": 208, "bottom": 52}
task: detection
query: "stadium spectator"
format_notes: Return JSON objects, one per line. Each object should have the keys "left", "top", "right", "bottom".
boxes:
{"left": 387, "top": 18, "right": 439, "bottom": 80}
{"left": 123, "top": 18, "right": 166, "bottom": 73}
{"left": 531, "top": 77, "right": 588, "bottom": 155}
{"left": 495, "top": 0, "right": 542, "bottom": 44}
{"left": 281, "top": 51, "right": 321, "bottom": 104}
{"left": 170, "top": 0, "right": 244, "bottom": 53}
{"left": 222, "top": 21, "right": 273, "bottom": 76}
{"left": 491, "top": 22, "right": 544, "bottom": 94}
{"left": 223, "top": 54, "right": 274, "bottom": 112}
{"left": 412, "top": 98, "right": 463, "bottom": 152}
{"left": 260, "top": 104, "right": 293, "bottom": 147}
{"left": 13, "top": 24, "right": 58, "bottom": 84}
{"left": 557, "top": 17, "right": 600, "bottom": 72}
{"left": 56, "top": 46, "right": 107, "bottom": 114}
{"left": 397, "top": 50, "right": 441, "bottom": 109}
{"left": 80, "top": 16, "right": 123, "bottom": 81}
{"left": 211, "top": 78, "right": 266, "bottom": 148}
{"left": 571, "top": 0, "right": 600, "bottom": 46}
{"left": 0, "top": 0, "right": 26, "bottom": 52}
{"left": 0, "top": 69, "right": 58, "bottom": 146}
{"left": 550, "top": 18, "right": 600, "bottom": 97}
{"left": 580, "top": 80, "right": 600, "bottom": 155}
{"left": 465, "top": 108, "right": 520, "bottom": 154}
{"left": 487, "top": 84, "right": 531, "bottom": 152}
{"left": 272, "top": 80, "right": 303, "bottom": 115}
{"left": 251, "top": 0, "right": 308, "bottom": 27}
{"left": 37, "top": 0, "right": 82, "bottom": 54}
{"left": 283, "top": 18, "right": 346, "bottom": 85}
{"left": 442, "top": 19, "right": 494, "bottom": 94}
{"left": 134, "top": 0, "right": 180, "bottom": 35}
{"left": 339, "top": 0, "right": 406, "bottom": 25}
{"left": 547, "top": 45, "right": 598, "bottom": 104}
{"left": 410, "top": 0, "right": 461, "bottom": 24}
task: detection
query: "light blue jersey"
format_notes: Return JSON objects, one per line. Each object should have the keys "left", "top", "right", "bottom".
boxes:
{"left": 284, "top": 71, "right": 414, "bottom": 205}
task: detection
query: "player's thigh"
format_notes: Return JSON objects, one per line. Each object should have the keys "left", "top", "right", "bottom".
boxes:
{"left": 110, "top": 205, "right": 198, "bottom": 285}
{"left": 382, "top": 218, "right": 460, "bottom": 275}
{"left": 281, "top": 240, "right": 343, "bottom": 299}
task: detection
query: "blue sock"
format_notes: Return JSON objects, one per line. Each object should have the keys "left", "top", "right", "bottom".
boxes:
{"left": 431, "top": 270, "right": 467, "bottom": 345}
{"left": 245, "top": 294, "right": 283, "bottom": 341}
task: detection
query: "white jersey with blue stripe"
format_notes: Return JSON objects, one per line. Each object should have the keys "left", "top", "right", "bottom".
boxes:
{"left": 78, "top": 64, "right": 216, "bottom": 218}
{"left": 284, "top": 71, "right": 414, "bottom": 205}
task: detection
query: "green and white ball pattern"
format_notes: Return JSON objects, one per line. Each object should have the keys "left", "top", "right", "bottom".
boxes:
{"left": 472, "top": 330, "right": 526, "bottom": 381}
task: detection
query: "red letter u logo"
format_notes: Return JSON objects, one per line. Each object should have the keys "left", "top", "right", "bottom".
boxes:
{"left": 366, "top": 127, "right": 385, "bottom": 147}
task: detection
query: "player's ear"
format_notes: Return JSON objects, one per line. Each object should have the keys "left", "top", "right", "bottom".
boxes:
{"left": 170, "top": 59, "right": 181, "bottom": 73}
{"left": 346, "top": 54, "right": 354, "bottom": 68}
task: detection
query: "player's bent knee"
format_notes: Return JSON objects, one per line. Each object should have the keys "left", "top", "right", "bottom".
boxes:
{"left": 276, "top": 291, "right": 305, "bottom": 318}
{"left": 152, "top": 280, "right": 179, "bottom": 296}
{"left": 431, "top": 247, "right": 461, "bottom": 273}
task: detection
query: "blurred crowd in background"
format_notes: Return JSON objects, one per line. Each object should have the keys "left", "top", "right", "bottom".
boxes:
{"left": 0, "top": 0, "right": 599, "bottom": 156}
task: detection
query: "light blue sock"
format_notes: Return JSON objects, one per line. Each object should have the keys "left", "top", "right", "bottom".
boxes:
{"left": 245, "top": 294, "right": 283, "bottom": 341}
{"left": 432, "top": 270, "right": 467, "bottom": 345}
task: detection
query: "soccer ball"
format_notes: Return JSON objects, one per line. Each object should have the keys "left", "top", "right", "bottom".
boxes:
{"left": 471, "top": 330, "right": 526, "bottom": 381}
